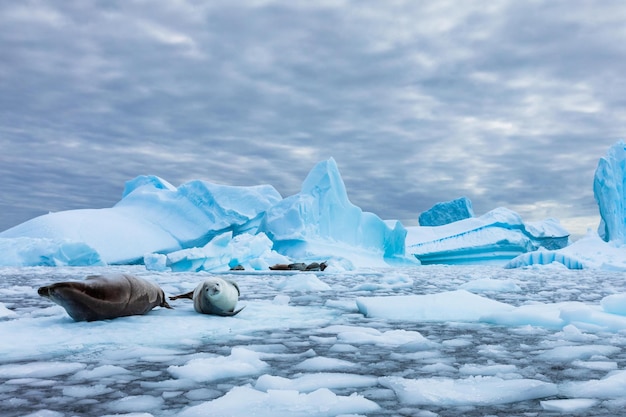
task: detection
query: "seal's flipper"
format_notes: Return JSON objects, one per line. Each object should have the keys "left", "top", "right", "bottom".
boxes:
{"left": 216, "top": 305, "right": 245, "bottom": 317}
{"left": 169, "top": 291, "right": 194, "bottom": 301}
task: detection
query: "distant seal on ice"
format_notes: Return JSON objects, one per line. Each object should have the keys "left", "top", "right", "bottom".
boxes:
{"left": 37, "top": 274, "right": 172, "bottom": 322}
{"left": 269, "top": 262, "right": 327, "bottom": 271}
{"left": 169, "top": 277, "right": 244, "bottom": 316}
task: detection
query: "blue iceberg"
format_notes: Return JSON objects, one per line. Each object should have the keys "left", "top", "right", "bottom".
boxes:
{"left": 406, "top": 207, "right": 569, "bottom": 265}
{"left": 258, "top": 158, "right": 410, "bottom": 266}
{"left": 0, "top": 176, "right": 281, "bottom": 265}
{"left": 594, "top": 140, "right": 626, "bottom": 243}
{"left": 419, "top": 197, "right": 474, "bottom": 226}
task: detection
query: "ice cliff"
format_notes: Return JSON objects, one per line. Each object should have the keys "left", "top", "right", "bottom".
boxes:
{"left": 594, "top": 140, "right": 626, "bottom": 243}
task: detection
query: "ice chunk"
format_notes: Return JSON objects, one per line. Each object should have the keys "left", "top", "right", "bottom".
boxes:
{"left": 318, "top": 325, "right": 436, "bottom": 349}
{"left": 601, "top": 293, "right": 626, "bottom": 315}
{"left": 258, "top": 158, "right": 409, "bottom": 266}
{"left": 0, "top": 362, "right": 85, "bottom": 378}
{"left": 418, "top": 196, "right": 474, "bottom": 226}
{"left": 0, "top": 302, "right": 17, "bottom": 319}
{"left": 148, "top": 231, "right": 289, "bottom": 272}
{"left": 407, "top": 207, "right": 569, "bottom": 265}
{"left": 356, "top": 290, "right": 514, "bottom": 322}
{"left": 541, "top": 399, "right": 599, "bottom": 412}
{"left": 106, "top": 395, "right": 164, "bottom": 413}
{"left": 536, "top": 345, "right": 620, "bottom": 362}
{"left": 593, "top": 140, "right": 626, "bottom": 243}
{"left": 255, "top": 373, "right": 378, "bottom": 393}
{"left": 380, "top": 375, "right": 558, "bottom": 405}
{"left": 177, "top": 386, "right": 380, "bottom": 417}
{"left": 294, "top": 357, "right": 357, "bottom": 372}
{"left": 560, "top": 370, "right": 626, "bottom": 398}
{"left": 168, "top": 347, "right": 268, "bottom": 383}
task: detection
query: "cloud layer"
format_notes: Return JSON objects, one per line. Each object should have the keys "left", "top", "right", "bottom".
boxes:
{"left": 2, "top": 1, "right": 625, "bottom": 235}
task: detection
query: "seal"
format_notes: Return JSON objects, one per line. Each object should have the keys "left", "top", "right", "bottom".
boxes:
{"left": 37, "top": 274, "right": 172, "bottom": 322}
{"left": 269, "top": 262, "right": 327, "bottom": 271}
{"left": 169, "top": 277, "right": 244, "bottom": 316}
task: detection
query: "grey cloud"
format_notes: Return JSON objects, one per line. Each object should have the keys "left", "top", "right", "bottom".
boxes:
{"left": 1, "top": 0, "right": 625, "bottom": 235}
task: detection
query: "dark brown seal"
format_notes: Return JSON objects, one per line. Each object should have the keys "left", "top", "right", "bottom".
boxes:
{"left": 38, "top": 274, "right": 172, "bottom": 322}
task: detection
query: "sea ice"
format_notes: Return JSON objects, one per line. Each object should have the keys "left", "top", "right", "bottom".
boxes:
{"left": 177, "top": 386, "right": 380, "bottom": 417}
{"left": 167, "top": 348, "right": 269, "bottom": 383}
{"left": 541, "top": 398, "right": 599, "bottom": 412}
{"left": 356, "top": 289, "right": 514, "bottom": 322}
{"left": 380, "top": 375, "right": 558, "bottom": 405}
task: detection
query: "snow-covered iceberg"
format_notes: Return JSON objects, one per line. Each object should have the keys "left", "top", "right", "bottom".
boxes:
{"left": 406, "top": 207, "right": 569, "bottom": 265}
{"left": 257, "top": 158, "right": 410, "bottom": 267}
{"left": 0, "top": 175, "right": 281, "bottom": 265}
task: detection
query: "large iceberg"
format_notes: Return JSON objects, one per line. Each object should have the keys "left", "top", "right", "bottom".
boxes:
{"left": 0, "top": 176, "right": 281, "bottom": 265}
{"left": 406, "top": 207, "right": 569, "bottom": 265}
{"left": 257, "top": 158, "right": 410, "bottom": 266}
{"left": 594, "top": 140, "right": 626, "bottom": 243}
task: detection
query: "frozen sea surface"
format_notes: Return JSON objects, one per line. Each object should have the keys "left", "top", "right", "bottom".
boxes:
{"left": 1, "top": 265, "right": 626, "bottom": 416}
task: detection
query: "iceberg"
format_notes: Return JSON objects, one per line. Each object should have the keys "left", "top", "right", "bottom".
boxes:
{"left": 505, "top": 140, "right": 626, "bottom": 271}
{"left": 418, "top": 196, "right": 474, "bottom": 226}
{"left": 0, "top": 175, "right": 282, "bottom": 265}
{"left": 406, "top": 207, "right": 569, "bottom": 265}
{"left": 594, "top": 140, "right": 626, "bottom": 243}
{"left": 257, "top": 158, "right": 411, "bottom": 266}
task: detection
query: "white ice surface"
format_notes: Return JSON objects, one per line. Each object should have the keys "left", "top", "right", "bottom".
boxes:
{"left": 2, "top": 264, "right": 626, "bottom": 416}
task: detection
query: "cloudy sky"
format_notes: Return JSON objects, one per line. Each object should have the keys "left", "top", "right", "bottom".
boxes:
{"left": 1, "top": 0, "right": 625, "bottom": 237}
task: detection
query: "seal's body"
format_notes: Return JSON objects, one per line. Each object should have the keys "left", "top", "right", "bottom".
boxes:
{"left": 38, "top": 274, "right": 171, "bottom": 322}
{"left": 170, "top": 277, "right": 243, "bottom": 316}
